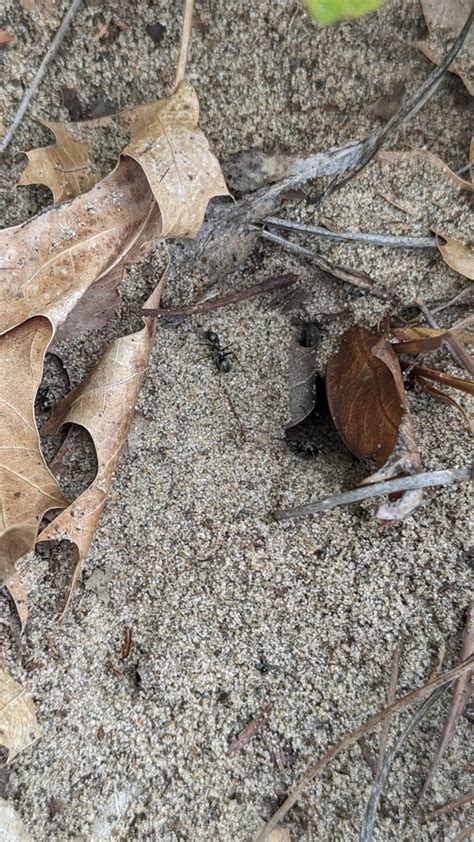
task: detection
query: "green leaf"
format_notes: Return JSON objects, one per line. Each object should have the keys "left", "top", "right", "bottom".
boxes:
{"left": 305, "top": 0, "right": 383, "bottom": 26}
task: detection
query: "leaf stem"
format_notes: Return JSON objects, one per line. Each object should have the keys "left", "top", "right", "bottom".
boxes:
{"left": 174, "top": 0, "right": 195, "bottom": 91}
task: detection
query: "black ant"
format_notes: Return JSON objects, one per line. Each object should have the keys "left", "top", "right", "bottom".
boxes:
{"left": 205, "top": 330, "right": 235, "bottom": 373}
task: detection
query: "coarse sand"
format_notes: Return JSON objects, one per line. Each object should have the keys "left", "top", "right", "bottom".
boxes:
{"left": 0, "top": 0, "right": 472, "bottom": 840}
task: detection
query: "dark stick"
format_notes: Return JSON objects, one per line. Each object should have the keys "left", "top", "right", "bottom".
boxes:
{"left": 141, "top": 273, "right": 298, "bottom": 317}
{"left": 425, "top": 790, "right": 474, "bottom": 822}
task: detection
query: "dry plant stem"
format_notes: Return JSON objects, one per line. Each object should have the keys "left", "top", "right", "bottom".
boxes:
{"left": 401, "top": 363, "right": 474, "bottom": 396}
{"left": 265, "top": 218, "right": 437, "bottom": 249}
{"left": 261, "top": 230, "right": 394, "bottom": 301}
{"left": 273, "top": 467, "right": 470, "bottom": 521}
{"left": 255, "top": 656, "right": 474, "bottom": 842}
{"left": 416, "top": 300, "right": 474, "bottom": 375}
{"left": 376, "top": 637, "right": 404, "bottom": 775}
{"left": 142, "top": 273, "right": 298, "bottom": 317}
{"left": 360, "top": 685, "right": 448, "bottom": 842}
{"left": 0, "top": 0, "right": 83, "bottom": 154}
{"left": 174, "top": 0, "right": 195, "bottom": 90}
{"left": 452, "top": 314, "right": 474, "bottom": 331}
{"left": 425, "top": 790, "right": 474, "bottom": 822}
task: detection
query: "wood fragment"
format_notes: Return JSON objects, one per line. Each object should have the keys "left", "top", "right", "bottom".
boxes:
{"left": 228, "top": 704, "right": 272, "bottom": 756}
{"left": 141, "top": 273, "right": 298, "bottom": 317}
{"left": 425, "top": 789, "right": 474, "bottom": 822}
{"left": 265, "top": 217, "right": 436, "bottom": 249}
{"left": 273, "top": 467, "right": 470, "bottom": 521}
{"left": 255, "top": 656, "right": 474, "bottom": 841}
{"left": 0, "top": 0, "right": 83, "bottom": 154}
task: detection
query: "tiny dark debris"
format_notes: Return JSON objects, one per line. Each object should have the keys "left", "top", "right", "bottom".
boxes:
{"left": 59, "top": 86, "right": 83, "bottom": 121}
{"left": 146, "top": 22, "right": 166, "bottom": 45}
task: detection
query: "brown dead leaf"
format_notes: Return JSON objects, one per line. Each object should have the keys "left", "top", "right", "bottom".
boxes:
{"left": 17, "top": 121, "right": 97, "bottom": 202}
{"left": 417, "top": 0, "right": 473, "bottom": 94}
{"left": 0, "top": 319, "right": 68, "bottom": 586}
{"left": 38, "top": 282, "right": 164, "bottom": 613}
{"left": 325, "top": 326, "right": 404, "bottom": 466}
{"left": 0, "top": 30, "right": 17, "bottom": 48}
{"left": 0, "top": 670, "right": 41, "bottom": 763}
{"left": 435, "top": 232, "right": 474, "bottom": 280}
{"left": 326, "top": 325, "right": 423, "bottom": 522}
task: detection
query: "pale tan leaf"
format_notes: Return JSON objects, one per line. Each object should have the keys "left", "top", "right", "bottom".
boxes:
{"left": 5, "top": 577, "right": 29, "bottom": 634}
{"left": 17, "top": 121, "right": 97, "bottom": 202}
{"left": 0, "top": 158, "right": 155, "bottom": 335}
{"left": 38, "top": 283, "right": 164, "bottom": 611}
{"left": 0, "top": 319, "right": 67, "bottom": 585}
{"left": 0, "top": 670, "right": 41, "bottom": 764}
{"left": 0, "top": 798, "right": 32, "bottom": 841}
{"left": 123, "top": 80, "right": 229, "bottom": 238}
{"left": 435, "top": 232, "right": 474, "bottom": 280}
{"left": 417, "top": 0, "right": 474, "bottom": 94}
{"left": 377, "top": 149, "right": 473, "bottom": 193}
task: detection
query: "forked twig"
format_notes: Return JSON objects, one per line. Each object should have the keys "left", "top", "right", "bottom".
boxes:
{"left": 261, "top": 230, "right": 394, "bottom": 301}
{"left": 360, "top": 685, "right": 448, "bottom": 842}
{"left": 255, "top": 656, "right": 474, "bottom": 841}
{"left": 174, "top": 0, "right": 195, "bottom": 90}
{"left": 273, "top": 467, "right": 470, "bottom": 521}
{"left": 0, "top": 0, "right": 83, "bottom": 154}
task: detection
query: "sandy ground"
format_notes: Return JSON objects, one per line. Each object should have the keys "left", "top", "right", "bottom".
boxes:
{"left": 0, "top": 0, "right": 472, "bottom": 840}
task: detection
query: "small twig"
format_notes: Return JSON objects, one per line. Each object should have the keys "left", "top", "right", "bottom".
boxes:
{"left": 361, "top": 686, "right": 448, "bottom": 842}
{"left": 228, "top": 704, "right": 272, "bottom": 756}
{"left": 452, "top": 314, "right": 474, "bottom": 332}
{"left": 376, "top": 637, "right": 404, "bottom": 775}
{"left": 174, "top": 0, "right": 195, "bottom": 91}
{"left": 261, "top": 230, "right": 394, "bottom": 301}
{"left": 453, "top": 825, "right": 474, "bottom": 842}
{"left": 265, "top": 217, "right": 436, "bottom": 249}
{"left": 416, "top": 299, "right": 474, "bottom": 375}
{"left": 425, "top": 789, "right": 474, "bottom": 822}
{"left": 400, "top": 362, "right": 474, "bottom": 396}
{"left": 256, "top": 656, "right": 474, "bottom": 841}
{"left": 0, "top": 0, "right": 83, "bottom": 154}
{"left": 273, "top": 467, "right": 470, "bottom": 521}
{"left": 141, "top": 273, "right": 298, "bottom": 318}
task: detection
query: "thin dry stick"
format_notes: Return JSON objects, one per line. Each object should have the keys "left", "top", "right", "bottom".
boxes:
{"left": 376, "top": 637, "right": 404, "bottom": 775}
{"left": 425, "top": 790, "right": 474, "bottom": 822}
{"left": 0, "top": 0, "right": 83, "bottom": 154}
{"left": 255, "top": 656, "right": 474, "bottom": 842}
{"left": 261, "top": 230, "right": 394, "bottom": 301}
{"left": 360, "top": 685, "right": 448, "bottom": 842}
{"left": 174, "top": 0, "right": 195, "bottom": 90}
{"left": 400, "top": 362, "right": 474, "bottom": 396}
{"left": 265, "top": 217, "right": 437, "bottom": 249}
{"left": 273, "top": 467, "right": 470, "bottom": 521}
{"left": 141, "top": 273, "right": 299, "bottom": 317}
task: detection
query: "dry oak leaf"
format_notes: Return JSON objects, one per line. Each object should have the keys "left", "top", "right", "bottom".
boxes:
{"left": 17, "top": 121, "right": 97, "bottom": 202}
{"left": 122, "top": 81, "right": 229, "bottom": 238}
{"left": 0, "top": 319, "right": 67, "bottom": 586}
{"left": 0, "top": 669, "right": 41, "bottom": 763}
{"left": 38, "top": 283, "right": 163, "bottom": 614}
{"left": 435, "top": 232, "right": 474, "bottom": 280}
{"left": 0, "top": 158, "right": 154, "bottom": 335}
{"left": 417, "top": 0, "right": 473, "bottom": 94}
